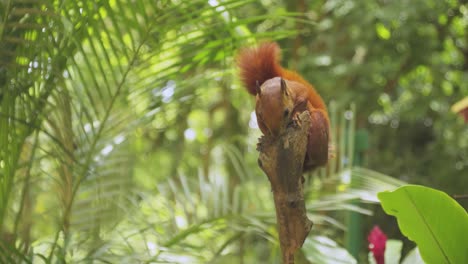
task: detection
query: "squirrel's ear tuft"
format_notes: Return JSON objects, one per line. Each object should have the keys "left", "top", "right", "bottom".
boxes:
{"left": 280, "top": 78, "right": 289, "bottom": 96}
{"left": 256, "top": 80, "right": 262, "bottom": 96}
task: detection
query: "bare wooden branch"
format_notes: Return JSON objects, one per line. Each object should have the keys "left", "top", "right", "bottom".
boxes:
{"left": 257, "top": 111, "right": 313, "bottom": 264}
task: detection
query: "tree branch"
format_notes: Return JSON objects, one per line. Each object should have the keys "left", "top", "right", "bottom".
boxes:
{"left": 257, "top": 111, "right": 313, "bottom": 264}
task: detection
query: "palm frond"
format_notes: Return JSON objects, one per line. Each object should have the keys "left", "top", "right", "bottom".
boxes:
{"left": 0, "top": 0, "right": 402, "bottom": 263}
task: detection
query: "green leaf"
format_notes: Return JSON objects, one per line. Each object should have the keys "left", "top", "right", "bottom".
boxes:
{"left": 378, "top": 185, "right": 468, "bottom": 264}
{"left": 375, "top": 23, "right": 391, "bottom": 40}
{"left": 303, "top": 236, "right": 357, "bottom": 264}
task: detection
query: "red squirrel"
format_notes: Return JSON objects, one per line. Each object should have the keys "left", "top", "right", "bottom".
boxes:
{"left": 237, "top": 42, "right": 330, "bottom": 171}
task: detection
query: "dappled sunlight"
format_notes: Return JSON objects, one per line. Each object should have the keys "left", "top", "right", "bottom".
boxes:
{"left": 0, "top": 0, "right": 466, "bottom": 263}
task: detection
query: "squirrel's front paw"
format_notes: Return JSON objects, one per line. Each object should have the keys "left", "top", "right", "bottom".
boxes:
{"left": 287, "top": 113, "right": 302, "bottom": 129}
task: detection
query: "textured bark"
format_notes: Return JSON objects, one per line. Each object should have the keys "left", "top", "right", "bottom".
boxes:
{"left": 257, "top": 111, "right": 313, "bottom": 264}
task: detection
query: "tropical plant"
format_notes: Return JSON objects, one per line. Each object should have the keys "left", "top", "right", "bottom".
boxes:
{"left": 379, "top": 185, "right": 468, "bottom": 264}
{"left": 0, "top": 0, "right": 398, "bottom": 263}
{"left": 2, "top": 0, "right": 465, "bottom": 263}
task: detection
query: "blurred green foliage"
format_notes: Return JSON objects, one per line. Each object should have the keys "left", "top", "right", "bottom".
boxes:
{"left": 0, "top": 0, "right": 467, "bottom": 263}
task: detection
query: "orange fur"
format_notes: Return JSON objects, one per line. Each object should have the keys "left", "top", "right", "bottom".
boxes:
{"left": 237, "top": 42, "right": 330, "bottom": 171}
{"left": 237, "top": 42, "right": 282, "bottom": 95}
{"left": 237, "top": 42, "right": 327, "bottom": 112}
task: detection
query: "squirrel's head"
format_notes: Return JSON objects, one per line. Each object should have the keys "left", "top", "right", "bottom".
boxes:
{"left": 255, "top": 77, "right": 294, "bottom": 136}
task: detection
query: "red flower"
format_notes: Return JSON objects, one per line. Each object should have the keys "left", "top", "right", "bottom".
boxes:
{"left": 368, "top": 226, "right": 387, "bottom": 264}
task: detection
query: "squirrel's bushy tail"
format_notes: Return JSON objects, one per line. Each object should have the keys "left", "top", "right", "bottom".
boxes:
{"left": 237, "top": 42, "right": 283, "bottom": 95}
